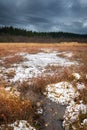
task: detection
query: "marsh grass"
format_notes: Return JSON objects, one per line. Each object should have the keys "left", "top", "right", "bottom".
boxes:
{"left": 0, "top": 43, "right": 87, "bottom": 129}
{"left": 0, "top": 87, "right": 33, "bottom": 125}
{"left": 3, "top": 55, "right": 24, "bottom": 68}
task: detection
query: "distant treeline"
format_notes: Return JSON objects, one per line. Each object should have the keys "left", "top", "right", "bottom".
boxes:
{"left": 0, "top": 26, "right": 87, "bottom": 43}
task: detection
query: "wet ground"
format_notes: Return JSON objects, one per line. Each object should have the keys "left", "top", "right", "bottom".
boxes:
{"left": 0, "top": 51, "right": 74, "bottom": 129}
{"left": 24, "top": 87, "right": 66, "bottom": 130}
{"left": 0, "top": 45, "right": 86, "bottom": 130}
{"left": 41, "top": 98, "right": 66, "bottom": 130}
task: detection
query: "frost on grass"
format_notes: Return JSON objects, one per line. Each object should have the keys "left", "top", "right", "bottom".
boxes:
{"left": 76, "top": 83, "right": 85, "bottom": 90}
{"left": 5, "top": 86, "right": 20, "bottom": 97}
{"left": 1, "top": 51, "right": 77, "bottom": 82}
{"left": 63, "top": 101, "right": 87, "bottom": 130}
{"left": 0, "top": 120, "right": 36, "bottom": 130}
{"left": 63, "top": 52, "right": 73, "bottom": 58}
{"left": 61, "top": 52, "right": 73, "bottom": 58}
{"left": 63, "top": 81, "right": 87, "bottom": 130}
{"left": 72, "top": 73, "right": 81, "bottom": 80}
{"left": 37, "top": 107, "right": 43, "bottom": 114}
{"left": 45, "top": 81, "right": 79, "bottom": 105}
{"left": 12, "top": 52, "right": 77, "bottom": 82}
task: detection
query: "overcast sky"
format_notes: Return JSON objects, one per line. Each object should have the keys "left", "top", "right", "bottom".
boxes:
{"left": 0, "top": 0, "right": 87, "bottom": 34}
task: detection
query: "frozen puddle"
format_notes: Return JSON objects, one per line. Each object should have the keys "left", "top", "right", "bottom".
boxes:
{"left": 45, "top": 81, "right": 79, "bottom": 105}
{"left": 4, "top": 51, "right": 77, "bottom": 82}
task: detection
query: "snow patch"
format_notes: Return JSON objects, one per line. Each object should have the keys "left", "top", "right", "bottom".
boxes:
{"left": 0, "top": 120, "right": 36, "bottom": 130}
{"left": 11, "top": 52, "right": 77, "bottom": 82}
{"left": 45, "top": 82, "right": 79, "bottom": 105}
{"left": 83, "top": 119, "right": 87, "bottom": 126}
{"left": 37, "top": 107, "right": 43, "bottom": 114}
{"left": 5, "top": 86, "right": 20, "bottom": 97}
{"left": 72, "top": 73, "right": 81, "bottom": 80}
{"left": 76, "top": 83, "right": 85, "bottom": 90}
{"left": 0, "top": 51, "right": 77, "bottom": 82}
{"left": 63, "top": 102, "right": 87, "bottom": 130}
{"left": 64, "top": 52, "right": 73, "bottom": 58}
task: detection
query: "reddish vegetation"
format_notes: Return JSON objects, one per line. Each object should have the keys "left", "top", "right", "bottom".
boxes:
{"left": 0, "top": 42, "right": 87, "bottom": 90}
{"left": 0, "top": 42, "right": 87, "bottom": 127}
{"left": 3, "top": 55, "right": 24, "bottom": 68}
{"left": 0, "top": 88, "right": 33, "bottom": 124}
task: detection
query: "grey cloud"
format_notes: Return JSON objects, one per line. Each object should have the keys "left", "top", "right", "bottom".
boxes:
{"left": 0, "top": 0, "right": 87, "bottom": 34}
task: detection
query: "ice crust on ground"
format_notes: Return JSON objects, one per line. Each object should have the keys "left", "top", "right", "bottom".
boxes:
{"left": 45, "top": 81, "right": 79, "bottom": 105}
{"left": 0, "top": 120, "right": 36, "bottom": 130}
{"left": 63, "top": 101, "right": 87, "bottom": 130}
{"left": 1, "top": 51, "right": 77, "bottom": 82}
{"left": 0, "top": 50, "right": 87, "bottom": 130}
{"left": 63, "top": 52, "right": 73, "bottom": 57}
{"left": 72, "top": 73, "right": 81, "bottom": 80}
{"left": 5, "top": 86, "right": 20, "bottom": 97}
{"left": 76, "top": 83, "right": 85, "bottom": 90}
{"left": 63, "top": 81, "right": 87, "bottom": 130}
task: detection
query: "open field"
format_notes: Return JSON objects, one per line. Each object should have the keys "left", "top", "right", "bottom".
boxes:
{"left": 0, "top": 43, "right": 87, "bottom": 130}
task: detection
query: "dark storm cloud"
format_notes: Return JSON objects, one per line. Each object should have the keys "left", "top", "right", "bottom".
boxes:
{"left": 0, "top": 0, "right": 87, "bottom": 33}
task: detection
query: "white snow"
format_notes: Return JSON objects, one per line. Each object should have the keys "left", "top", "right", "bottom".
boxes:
{"left": 45, "top": 81, "right": 79, "bottom": 105}
{"left": 37, "top": 107, "right": 43, "bottom": 114}
{"left": 24, "top": 52, "right": 75, "bottom": 67}
{"left": 86, "top": 74, "right": 87, "bottom": 79}
{"left": 0, "top": 50, "right": 86, "bottom": 130}
{"left": 63, "top": 52, "right": 73, "bottom": 58}
{"left": 5, "top": 86, "right": 20, "bottom": 97}
{"left": 76, "top": 83, "right": 85, "bottom": 90}
{"left": 72, "top": 73, "right": 81, "bottom": 80}
{"left": 5, "top": 87, "right": 12, "bottom": 91}
{"left": 1, "top": 120, "right": 36, "bottom": 130}
{"left": 77, "top": 103, "right": 87, "bottom": 114}
{"left": 8, "top": 52, "right": 77, "bottom": 82}
{"left": 0, "top": 51, "right": 78, "bottom": 82}
{"left": 83, "top": 119, "right": 87, "bottom": 125}
{"left": 63, "top": 102, "right": 87, "bottom": 130}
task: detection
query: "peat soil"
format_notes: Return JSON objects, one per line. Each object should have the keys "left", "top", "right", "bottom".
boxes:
{"left": 25, "top": 89, "right": 66, "bottom": 130}
{"left": 39, "top": 97, "right": 66, "bottom": 130}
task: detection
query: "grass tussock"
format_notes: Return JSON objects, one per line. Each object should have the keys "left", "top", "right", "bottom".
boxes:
{"left": 0, "top": 78, "right": 8, "bottom": 88}
{"left": 7, "top": 70, "right": 15, "bottom": 78}
{"left": 0, "top": 43, "right": 87, "bottom": 129}
{"left": 0, "top": 87, "right": 33, "bottom": 124}
{"left": 17, "top": 68, "right": 75, "bottom": 95}
{"left": 3, "top": 55, "right": 24, "bottom": 68}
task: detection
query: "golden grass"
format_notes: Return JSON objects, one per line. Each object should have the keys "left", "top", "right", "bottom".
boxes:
{"left": 0, "top": 42, "right": 86, "bottom": 59}
{"left": 7, "top": 69, "right": 15, "bottom": 78}
{"left": 0, "top": 42, "right": 87, "bottom": 89}
{"left": 0, "top": 87, "right": 33, "bottom": 124}
{"left": 0, "top": 42, "right": 86, "bottom": 78}
{"left": 0, "top": 42, "right": 87, "bottom": 127}
{"left": 3, "top": 55, "right": 24, "bottom": 68}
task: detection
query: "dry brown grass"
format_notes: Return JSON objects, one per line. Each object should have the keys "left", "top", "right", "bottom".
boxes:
{"left": 3, "top": 55, "right": 24, "bottom": 68}
{"left": 0, "top": 43, "right": 87, "bottom": 64}
{"left": 0, "top": 42, "right": 86, "bottom": 55}
{"left": 0, "top": 78, "right": 8, "bottom": 88}
{"left": 0, "top": 87, "right": 33, "bottom": 124}
{"left": 0, "top": 42, "right": 87, "bottom": 128}
{"left": 7, "top": 70, "right": 15, "bottom": 78}
{"left": 0, "top": 42, "right": 87, "bottom": 86}
{"left": 17, "top": 67, "right": 75, "bottom": 95}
